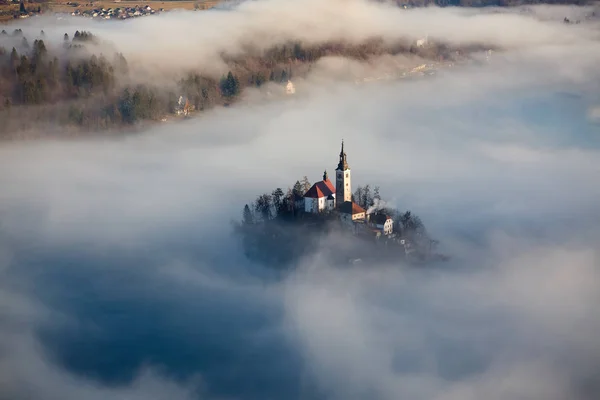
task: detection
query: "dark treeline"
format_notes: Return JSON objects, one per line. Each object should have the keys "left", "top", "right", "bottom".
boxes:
{"left": 0, "top": 31, "right": 465, "bottom": 138}
{"left": 234, "top": 178, "right": 439, "bottom": 268}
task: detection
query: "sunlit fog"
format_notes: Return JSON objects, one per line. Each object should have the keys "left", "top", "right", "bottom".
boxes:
{"left": 1, "top": 1, "right": 599, "bottom": 399}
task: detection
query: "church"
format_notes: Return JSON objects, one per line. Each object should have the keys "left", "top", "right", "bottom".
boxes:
{"left": 303, "top": 142, "right": 391, "bottom": 234}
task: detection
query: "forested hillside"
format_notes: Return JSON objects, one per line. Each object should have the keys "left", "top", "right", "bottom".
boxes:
{"left": 0, "top": 29, "right": 468, "bottom": 139}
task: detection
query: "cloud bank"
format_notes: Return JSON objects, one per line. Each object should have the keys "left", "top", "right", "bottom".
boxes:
{"left": 1, "top": 2, "right": 600, "bottom": 400}
{"left": 5, "top": 0, "right": 599, "bottom": 76}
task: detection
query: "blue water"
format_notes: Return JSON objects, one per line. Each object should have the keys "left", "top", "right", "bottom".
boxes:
{"left": 17, "top": 242, "right": 308, "bottom": 400}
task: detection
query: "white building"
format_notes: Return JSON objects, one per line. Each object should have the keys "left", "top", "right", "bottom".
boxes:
{"left": 335, "top": 141, "right": 352, "bottom": 208}
{"left": 369, "top": 213, "right": 394, "bottom": 235}
{"left": 286, "top": 80, "right": 295, "bottom": 95}
{"left": 339, "top": 201, "right": 366, "bottom": 224}
{"left": 303, "top": 171, "right": 335, "bottom": 213}
{"left": 334, "top": 141, "right": 369, "bottom": 227}
{"left": 416, "top": 35, "right": 428, "bottom": 48}
{"left": 302, "top": 142, "right": 370, "bottom": 229}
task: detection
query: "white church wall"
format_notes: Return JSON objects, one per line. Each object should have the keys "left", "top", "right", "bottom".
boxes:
{"left": 304, "top": 198, "right": 314, "bottom": 213}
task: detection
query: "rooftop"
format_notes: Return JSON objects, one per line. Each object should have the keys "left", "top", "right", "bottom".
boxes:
{"left": 304, "top": 179, "right": 335, "bottom": 199}
{"left": 340, "top": 201, "right": 366, "bottom": 215}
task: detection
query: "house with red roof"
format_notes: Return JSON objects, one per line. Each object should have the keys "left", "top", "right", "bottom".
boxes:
{"left": 339, "top": 200, "right": 366, "bottom": 222}
{"left": 304, "top": 171, "right": 336, "bottom": 213}
{"left": 368, "top": 213, "right": 394, "bottom": 235}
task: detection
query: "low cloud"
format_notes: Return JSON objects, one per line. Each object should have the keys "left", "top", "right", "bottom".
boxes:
{"left": 5, "top": 1, "right": 599, "bottom": 77}
{"left": 1, "top": 3, "right": 600, "bottom": 400}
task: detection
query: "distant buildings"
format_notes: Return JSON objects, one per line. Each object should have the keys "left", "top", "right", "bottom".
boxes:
{"left": 69, "top": 4, "right": 159, "bottom": 20}
{"left": 175, "top": 96, "right": 194, "bottom": 116}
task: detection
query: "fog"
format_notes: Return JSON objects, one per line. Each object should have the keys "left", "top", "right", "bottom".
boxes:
{"left": 1, "top": 2, "right": 600, "bottom": 400}
{"left": 6, "top": 0, "right": 600, "bottom": 76}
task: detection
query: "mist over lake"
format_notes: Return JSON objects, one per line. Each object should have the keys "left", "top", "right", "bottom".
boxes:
{"left": 1, "top": 2, "right": 600, "bottom": 400}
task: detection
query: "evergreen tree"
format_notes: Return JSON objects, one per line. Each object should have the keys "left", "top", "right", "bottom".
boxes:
{"left": 10, "top": 47, "right": 19, "bottom": 69}
{"left": 242, "top": 204, "right": 254, "bottom": 225}
{"left": 219, "top": 71, "right": 240, "bottom": 98}
{"left": 19, "top": 1, "right": 26, "bottom": 14}
{"left": 32, "top": 39, "right": 47, "bottom": 64}
{"left": 272, "top": 188, "right": 284, "bottom": 216}
{"left": 114, "top": 52, "right": 128, "bottom": 73}
{"left": 255, "top": 194, "right": 272, "bottom": 221}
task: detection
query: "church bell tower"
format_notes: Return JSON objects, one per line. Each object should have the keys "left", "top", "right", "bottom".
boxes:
{"left": 335, "top": 140, "right": 351, "bottom": 208}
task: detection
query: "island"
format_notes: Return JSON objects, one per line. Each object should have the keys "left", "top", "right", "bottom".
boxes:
{"left": 234, "top": 141, "right": 447, "bottom": 268}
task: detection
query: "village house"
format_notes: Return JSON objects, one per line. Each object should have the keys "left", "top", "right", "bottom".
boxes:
{"left": 286, "top": 80, "right": 295, "bottom": 95}
{"left": 368, "top": 213, "right": 393, "bottom": 235}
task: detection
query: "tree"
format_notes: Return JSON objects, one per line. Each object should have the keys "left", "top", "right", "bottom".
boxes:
{"left": 354, "top": 186, "right": 364, "bottom": 207}
{"left": 242, "top": 204, "right": 254, "bottom": 225}
{"left": 272, "top": 188, "right": 284, "bottom": 216}
{"left": 10, "top": 47, "right": 18, "bottom": 69}
{"left": 32, "top": 39, "right": 47, "bottom": 64}
{"left": 114, "top": 53, "right": 128, "bottom": 74}
{"left": 373, "top": 186, "right": 381, "bottom": 201}
{"left": 19, "top": 1, "right": 26, "bottom": 14}
{"left": 282, "top": 188, "right": 295, "bottom": 214}
{"left": 219, "top": 71, "right": 239, "bottom": 99}
{"left": 255, "top": 193, "right": 272, "bottom": 221}
{"left": 254, "top": 72, "right": 266, "bottom": 87}
{"left": 300, "top": 176, "right": 311, "bottom": 193}
{"left": 292, "top": 180, "right": 303, "bottom": 198}
{"left": 361, "top": 184, "right": 373, "bottom": 209}
{"left": 400, "top": 211, "right": 424, "bottom": 234}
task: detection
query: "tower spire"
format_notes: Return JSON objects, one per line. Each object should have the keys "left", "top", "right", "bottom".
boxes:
{"left": 337, "top": 139, "right": 349, "bottom": 171}
{"left": 335, "top": 140, "right": 351, "bottom": 208}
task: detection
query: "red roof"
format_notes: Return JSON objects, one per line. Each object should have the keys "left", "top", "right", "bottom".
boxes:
{"left": 304, "top": 179, "right": 335, "bottom": 199}
{"left": 340, "top": 201, "right": 366, "bottom": 215}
